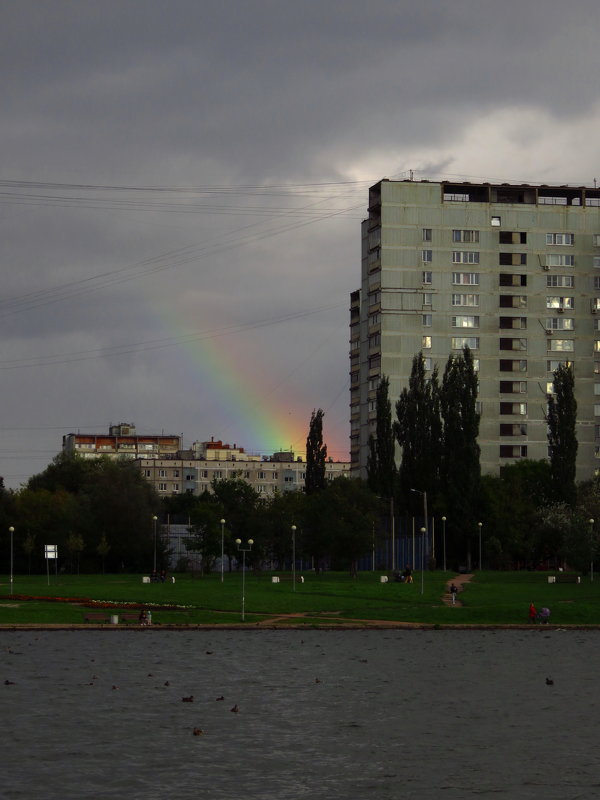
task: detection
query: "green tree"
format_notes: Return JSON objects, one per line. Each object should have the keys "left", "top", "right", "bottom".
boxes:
{"left": 547, "top": 363, "right": 578, "bottom": 506}
{"left": 394, "top": 353, "right": 442, "bottom": 510}
{"left": 367, "top": 375, "right": 397, "bottom": 499}
{"left": 65, "top": 532, "right": 85, "bottom": 574}
{"left": 96, "top": 533, "right": 111, "bottom": 574}
{"left": 305, "top": 408, "right": 327, "bottom": 494}
{"left": 211, "top": 478, "right": 261, "bottom": 570}
{"left": 440, "top": 347, "right": 481, "bottom": 564}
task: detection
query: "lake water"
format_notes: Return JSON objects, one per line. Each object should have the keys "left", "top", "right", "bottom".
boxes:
{"left": 2, "top": 629, "right": 600, "bottom": 799}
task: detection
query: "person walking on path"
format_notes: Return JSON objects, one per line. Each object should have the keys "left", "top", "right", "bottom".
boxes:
{"left": 528, "top": 602, "right": 537, "bottom": 624}
{"left": 450, "top": 583, "right": 458, "bottom": 605}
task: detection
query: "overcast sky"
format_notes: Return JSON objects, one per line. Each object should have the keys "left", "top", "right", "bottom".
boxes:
{"left": 2, "top": 0, "right": 600, "bottom": 488}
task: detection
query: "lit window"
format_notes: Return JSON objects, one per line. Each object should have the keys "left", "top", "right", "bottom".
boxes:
{"left": 491, "top": 216, "right": 501, "bottom": 226}
{"left": 452, "top": 315, "right": 479, "bottom": 328}
{"left": 548, "top": 340, "right": 574, "bottom": 352}
{"left": 546, "top": 297, "right": 574, "bottom": 309}
{"left": 422, "top": 336, "right": 432, "bottom": 349}
{"left": 452, "top": 337, "right": 479, "bottom": 349}
{"left": 452, "top": 293, "right": 479, "bottom": 307}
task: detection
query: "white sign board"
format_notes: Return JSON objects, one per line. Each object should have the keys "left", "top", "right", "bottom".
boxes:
{"left": 45, "top": 545, "right": 58, "bottom": 559}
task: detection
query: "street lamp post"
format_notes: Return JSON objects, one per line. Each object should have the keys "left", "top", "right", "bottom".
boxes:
{"left": 291, "top": 525, "right": 297, "bottom": 592}
{"left": 220, "top": 519, "right": 226, "bottom": 583}
{"left": 477, "top": 522, "right": 483, "bottom": 571}
{"left": 235, "top": 538, "right": 254, "bottom": 621}
{"left": 590, "top": 518, "right": 595, "bottom": 582}
{"left": 152, "top": 516, "right": 158, "bottom": 573}
{"left": 411, "top": 489, "right": 428, "bottom": 569}
{"left": 9, "top": 526, "right": 15, "bottom": 594}
{"left": 420, "top": 527, "right": 426, "bottom": 595}
{"left": 441, "top": 516, "right": 447, "bottom": 573}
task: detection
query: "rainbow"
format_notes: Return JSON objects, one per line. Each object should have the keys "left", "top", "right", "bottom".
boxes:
{"left": 148, "top": 300, "right": 343, "bottom": 459}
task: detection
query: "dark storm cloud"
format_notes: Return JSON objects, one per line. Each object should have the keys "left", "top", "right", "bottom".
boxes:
{"left": 1, "top": 0, "right": 600, "bottom": 484}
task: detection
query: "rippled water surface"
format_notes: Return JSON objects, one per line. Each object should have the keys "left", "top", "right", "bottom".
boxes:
{"left": 2, "top": 629, "right": 600, "bottom": 799}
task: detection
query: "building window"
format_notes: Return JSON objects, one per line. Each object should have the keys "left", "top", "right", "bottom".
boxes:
{"left": 547, "top": 360, "right": 572, "bottom": 372}
{"left": 548, "top": 340, "right": 575, "bottom": 352}
{"left": 452, "top": 293, "right": 479, "bottom": 307}
{"left": 500, "top": 380, "right": 527, "bottom": 393}
{"left": 422, "top": 336, "right": 432, "bottom": 349}
{"left": 499, "top": 316, "right": 527, "bottom": 330}
{"left": 500, "top": 445, "right": 528, "bottom": 458}
{"left": 546, "top": 254, "right": 575, "bottom": 267}
{"left": 500, "top": 423, "right": 528, "bottom": 436}
{"left": 546, "top": 233, "right": 574, "bottom": 245}
{"left": 500, "top": 402, "right": 527, "bottom": 415}
{"left": 158, "top": 483, "right": 167, "bottom": 492}
{"left": 499, "top": 253, "right": 527, "bottom": 266}
{"left": 499, "top": 338, "right": 527, "bottom": 351}
{"left": 545, "top": 317, "right": 574, "bottom": 330}
{"left": 422, "top": 271, "right": 432, "bottom": 284}
{"left": 422, "top": 228, "right": 432, "bottom": 241}
{"left": 422, "top": 357, "right": 432, "bottom": 370}
{"left": 213, "top": 471, "right": 222, "bottom": 479}
{"left": 422, "top": 250, "right": 432, "bottom": 263}
{"left": 422, "top": 313, "right": 432, "bottom": 326}
{"left": 499, "top": 274, "right": 527, "bottom": 287}
{"left": 369, "top": 355, "right": 381, "bottom": 370}
{"left": 546, "top": 296, "right": 574, "bottom": 309}
{"left": 499, "top": 295, "right": 527, "bottom": 308}
{"left": 422, "top": 293, "right": 433, "bottom": 306}
{"left": 595, "top": 405, "right": 600, "bottom": 417}
{"left": 499, "top": 231, "right": 527, "bottom": 244}
{"left": 452, "top": 315, "right": 479, "bottom": 328}
{"left": 452, "top": 251, "right": 480, "bottom": 264}
{"left": 452, "top": 337, "right": 479, "bottom": 349}
{"left": 500, "top": 360, "right": 527, "bottom": 372}
{"left": 452, "top": 272, "right": 479, "bottom": 285}
{"left": 452, "top": 230, "right": 480, "bottom": 243}
{"left": 491, "top": 216, "right": 501, "bottom": 226}
{"left": 369, "top": 333, "right": 380, "bottom": 348}
{"left": 547, "top": 275, "right": 574, "bottom": 288}
{"left": 368, "top": 290, "right": 381, "bottom": 306}
{"left": 594, "top": 277, "right": 600, "bottom": 290}
{"left": 159, "top": 469, "right": 166, "bottom": 478}
{"left": 369, "top": 311, "right": 380, "bottom": 325}
{"left": 594, "top": 257, "right": 600, "bottom": 268}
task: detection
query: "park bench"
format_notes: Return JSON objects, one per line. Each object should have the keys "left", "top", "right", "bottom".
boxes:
{"left": 83, "top": 612, "right": 111, "bottom": 624}
{"left": 121, "top": 612, "right": 144, "bottom": 624}
{"left": 548, "top": 574, "right": 581, "bottom": 584}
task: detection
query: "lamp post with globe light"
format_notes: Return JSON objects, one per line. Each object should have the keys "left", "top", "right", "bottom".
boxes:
{"left": 236, "top": 538, "right": 254, "bottom": 621}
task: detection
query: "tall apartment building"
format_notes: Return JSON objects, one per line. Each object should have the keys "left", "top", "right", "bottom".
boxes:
{"left": 351, "top": 179, "right": 600, "bottom": 481}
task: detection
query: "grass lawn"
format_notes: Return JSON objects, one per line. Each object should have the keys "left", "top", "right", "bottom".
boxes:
{"left": 0, "top": 570, "right": 598, "bottom": 627}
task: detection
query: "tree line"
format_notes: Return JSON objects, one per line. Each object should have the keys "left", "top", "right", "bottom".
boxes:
{"left": 0, "top": 357, "right": 598, "bottom": 575}
{"left": 367, "top": 348, "right": 598, "bottom": 571}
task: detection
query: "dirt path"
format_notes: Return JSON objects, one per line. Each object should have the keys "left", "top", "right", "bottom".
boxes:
{"left": 441, "top": 573, "right": 474, "bottom": 607}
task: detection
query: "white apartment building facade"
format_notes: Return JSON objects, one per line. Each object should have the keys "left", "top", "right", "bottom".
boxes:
{"left": 351, "top": 179, "right": 600, "bottom": 480}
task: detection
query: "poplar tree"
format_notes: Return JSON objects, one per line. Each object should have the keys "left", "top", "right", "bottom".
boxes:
{"left": 440, "top": 347, "right": 481, "bottom": 561}
{"left": 547, "top": 363, "right": 578, "bottom": 506}
{"left": 366, "top": 375, "right": 397, "bottom": 499}
{"left": 305, "top": 408, "right": 327, "bottom": 494}
{"left": 394, "top": 353, "right": 442, "bottom": 508}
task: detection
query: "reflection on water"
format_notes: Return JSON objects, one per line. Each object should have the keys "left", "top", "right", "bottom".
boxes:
{"left": 2, "top": 629, "right": 600, "bottom": 799}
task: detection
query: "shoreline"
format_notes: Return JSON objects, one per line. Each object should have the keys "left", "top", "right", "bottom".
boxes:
{"left": 2, "top": 622, "right": 600, "bottom": 631}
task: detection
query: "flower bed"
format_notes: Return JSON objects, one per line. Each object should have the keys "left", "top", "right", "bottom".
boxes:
{"left": 8, "top": 594, "right": 190, "bottom": 611}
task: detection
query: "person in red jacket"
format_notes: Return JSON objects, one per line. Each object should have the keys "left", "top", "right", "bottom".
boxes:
{"left": 528, "top": 602, "right": 537, "bottom": 623}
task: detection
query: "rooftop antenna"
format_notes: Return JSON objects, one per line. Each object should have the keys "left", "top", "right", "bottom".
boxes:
{"left": 409, "top": 169, "right": 414, "bottom": 181}
{"left": 595, "top": 178, "right": 597, "bottom": 189}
